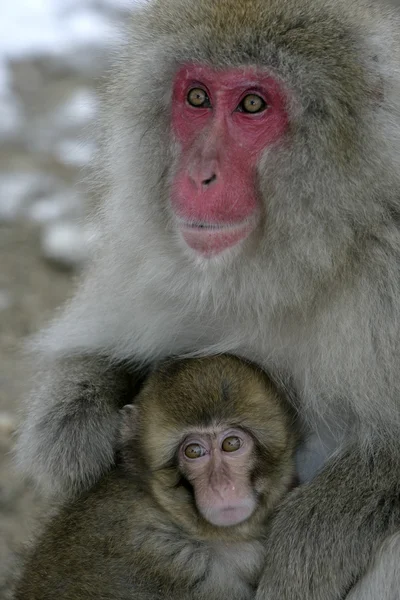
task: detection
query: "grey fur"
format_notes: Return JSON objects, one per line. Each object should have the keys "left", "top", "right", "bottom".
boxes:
{"left": 16, "top": 355, "right": 137, "bottom": 496}
{"left": 256, "top": 447, "right": 400, "bottom": 599}
{"left": 16, "top": 0, "right": 400, "bottom": 597}
{"left": 347, "top": 534, "right": 400, "bottom": 600}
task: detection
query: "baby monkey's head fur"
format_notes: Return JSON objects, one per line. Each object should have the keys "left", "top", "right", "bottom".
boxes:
{"left": 121, "top": 355, "right": 299, "bottom": 542}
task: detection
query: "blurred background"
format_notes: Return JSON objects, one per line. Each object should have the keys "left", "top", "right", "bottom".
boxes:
{"left": 0, "top": 0, "right": 399, "bottom": 597}
{"left": 0, "top": 1, "right": 137, "bottom": 595}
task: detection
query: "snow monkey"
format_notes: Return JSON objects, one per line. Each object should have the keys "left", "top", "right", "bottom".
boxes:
{"left": 15, "top": 356, "right": 299, "bottom": 600}
{"left": 16, "top": 0, "right": 400, "bottom": 598}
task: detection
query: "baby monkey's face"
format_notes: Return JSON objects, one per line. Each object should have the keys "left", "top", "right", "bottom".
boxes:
{"left": 125, "top": 355, "right": 299, "bottom": 537}
{"left": 179, "top": 426, "right": 256, "bottom": 526}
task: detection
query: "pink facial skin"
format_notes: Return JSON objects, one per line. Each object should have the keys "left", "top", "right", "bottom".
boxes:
{"left": 171, "top": 64, "right": 288, "bottom": 256}
{"left": 179, "top": 428, "right": 257, "bottom": 527}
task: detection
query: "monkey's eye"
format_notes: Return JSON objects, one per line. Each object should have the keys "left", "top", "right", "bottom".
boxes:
{"left": 184, "top": 443, "right": 206, "bottom": 459}
{"left": 187, "top": 87, "right": 211, "bottom": 108}
{"left": 238, "top": 94, "right": 267, "bottom": 114}
{"left": 221, "top": 436, "right": 242, "bottom": 453}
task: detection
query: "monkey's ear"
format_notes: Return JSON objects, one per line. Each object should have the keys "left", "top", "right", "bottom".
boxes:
{"left": 119, "top": 404, "right": 140, "bottom": 445}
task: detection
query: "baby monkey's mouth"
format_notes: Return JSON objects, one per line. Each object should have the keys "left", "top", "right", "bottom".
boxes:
{"left": 200, "top": 498, "right": 257, "bottom": 528}
{"left": 175, "top": 476, "right": 256, "bottom": 529}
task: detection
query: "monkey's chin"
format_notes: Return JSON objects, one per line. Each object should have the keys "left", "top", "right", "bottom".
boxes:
{"left": 179, "top": 221, "right": 254, "bottom": 257}
{"left": 202, "top": 503, "right": 255, "bottom": 527}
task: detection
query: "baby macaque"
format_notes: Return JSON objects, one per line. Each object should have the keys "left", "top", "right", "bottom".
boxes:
{"left": 15, "top": 356, "right": 299, "bottom": 600}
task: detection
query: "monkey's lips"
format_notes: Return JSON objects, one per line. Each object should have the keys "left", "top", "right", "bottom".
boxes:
{"left": 178, "top": 220, "right": 254, "bottom": 256}
{"left": 203, "top": 504, "right": 254, "bottom": 527}
{"left": 201, "top": 499, "right": 256, "bottom": 527}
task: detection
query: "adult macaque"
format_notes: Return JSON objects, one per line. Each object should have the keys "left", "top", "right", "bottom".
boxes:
{"left": 16, "top": 0, "right": 400, "bottom": 597}
{"left": 15, "top": 356, "right": 298, "bottom": 600}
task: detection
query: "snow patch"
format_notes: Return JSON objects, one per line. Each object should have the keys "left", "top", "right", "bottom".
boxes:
{"left": 0, "top": 0, "right": 134, "bottom": 267}
{"left": 42, "top": 222, "right": 94, "bottom": 268}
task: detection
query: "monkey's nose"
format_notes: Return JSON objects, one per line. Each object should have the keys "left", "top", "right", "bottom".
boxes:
{"left": 202, "top": 173, "right": 217, "bottom": 187}
{"left": 188, "top": 159, "right": 219, "bottom": 189}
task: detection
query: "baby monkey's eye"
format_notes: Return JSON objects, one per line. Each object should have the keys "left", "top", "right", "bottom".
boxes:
{"left": 184, "top": 443, "right": 206, "bottom": 459}
{"left": 238, "top": 94, "right": 267, "bottom": 114}
{"left": 187, "top": 87, "right": 211, "bottom": 108}
{"left": 221, "top": 435, "right": 242, "bottom": 452}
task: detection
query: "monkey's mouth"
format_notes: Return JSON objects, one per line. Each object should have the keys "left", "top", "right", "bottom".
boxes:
{"left": 185, "top": 222, "right": 225, "bottom": 229}
{"left": 200, "top": 500, "right": 256, "bottom": 527}
{"left": 178, "top": 219, "right": 255, "bottom": 256}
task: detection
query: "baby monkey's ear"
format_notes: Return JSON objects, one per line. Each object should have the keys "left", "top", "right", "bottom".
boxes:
{"left": 118, "top": 404, "right": 140, "bottom": 447}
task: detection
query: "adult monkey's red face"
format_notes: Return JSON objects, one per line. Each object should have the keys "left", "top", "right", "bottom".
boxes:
{"left": 171, "top": 64, "right": 288, "bottom": 257}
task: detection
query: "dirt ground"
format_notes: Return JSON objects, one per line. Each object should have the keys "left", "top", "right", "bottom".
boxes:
{"left": 0, "top": 220, "right": 74, "bottom": 597}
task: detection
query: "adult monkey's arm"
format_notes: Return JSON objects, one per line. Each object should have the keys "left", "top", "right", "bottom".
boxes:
{"left": 16, "top": 354, "right": 141, "bottom": 496}
{"left": 256, "top": 446, "right": 400, "bottom": 600}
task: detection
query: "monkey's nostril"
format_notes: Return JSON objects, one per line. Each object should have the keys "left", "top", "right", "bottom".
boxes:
{"left": 202, "top": 173, "right": 217, "bottom": 186}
